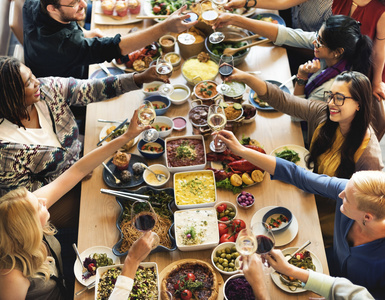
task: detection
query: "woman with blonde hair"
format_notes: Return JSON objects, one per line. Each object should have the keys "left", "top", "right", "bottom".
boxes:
{"left": 217, "top": 130, "right": 385, "bottom": 298}
{"left": 0, "top": 110, "right": 148, "bottom": 299}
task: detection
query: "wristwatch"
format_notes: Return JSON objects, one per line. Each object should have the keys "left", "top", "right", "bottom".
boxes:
{"left": 244, "top": 0, "right": 257, "bottom": 9}
{"left": 295, "top": 75, "right": 308, "bottom": 86}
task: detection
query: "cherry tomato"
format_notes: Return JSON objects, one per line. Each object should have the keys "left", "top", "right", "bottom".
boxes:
{"left": 218, "top": 223, "right": 229, "bottom": 236}
{"left": 231, "top": 219, "right": 246, "bottom": 233}
{"left": 216, "top": 204, "right": 225, "bottom": 213}
{"left": 187, "top": 273, "right": 196, "bottom": 282}
{"left": 153, "top": 5, "right": 161, "bottom": 13}
{"left": 220, "top": 216, "right": 229, "bottom": 222}
{"left": 174, "top": 280, "right": 184, "bottom": 290}
{"left": 181, "top": 289, "right": 192, "bottom": 300}
{"left": 296, "top": 253, "right": 304, "bottom": 260}
{"left": 220, "top": 233, "right": 235, "bottom": 243}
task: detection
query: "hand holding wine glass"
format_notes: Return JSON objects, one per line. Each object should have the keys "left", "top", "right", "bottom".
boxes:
{"left": 131, "top": 200, "right": 160, "bottom": 249}
{"left": 207, "top": 104, "right": 227, "bottom": 152}
{"left": 251, "top": 221, "right": 275, "bottom": 268}
{"left": 138, "top": 100, "right": 159, "bottom": 142}
{"left": 236, "top": 228, "right": 258, "bottom": 257}
{"left": 217, "top": 54, "right": 234, "bottom": 94}
{"left": 156, "top": 56, "right": 174, "bottom": 96}
{"left": 201, "top": 0, "right": 225, "bottom": 44}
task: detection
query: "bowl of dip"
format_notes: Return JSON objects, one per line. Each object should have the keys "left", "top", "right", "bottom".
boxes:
{"left": 138, "top": 138, "right": 165, "bottom": 159}
{"left": 223, "top": 81, "right": 247, "bottom": 103}
{"left": 143, "top": 164, "right": 170, "bottom": 187}
{"left": 181, "top": 55, "right": 219, "bottom": 85}
{"left": 172, "top": 117, "right": 187, "bottom": 131}
{"left": 152, "top": 116, "right": 173, "bottom": 138}
{"left": 159, "top": 35, "right": 176, "bottom": 53}
{"left": 164, "top": 52, "right": 181, "bottom": 69}
{"left": 168, "top": 83, "right": 190, "bottom": 105}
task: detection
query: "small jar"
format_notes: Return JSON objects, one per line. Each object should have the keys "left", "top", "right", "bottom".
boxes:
{"left": 159, "top": 35, "right": 176, "bottom": 54}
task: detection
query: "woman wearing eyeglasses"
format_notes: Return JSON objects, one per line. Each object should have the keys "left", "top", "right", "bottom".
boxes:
{"left": 227, "top": 69, "right": 383, "bottom": 246}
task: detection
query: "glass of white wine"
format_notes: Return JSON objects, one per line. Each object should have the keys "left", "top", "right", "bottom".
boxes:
{"left": 201, "top": 0, "right": 225, "bottom": 44}
{"left": 212, "top": 0, "right": 228, "bottom": 11}
{"left": 236, "top": 228, "right": 258, "bottom": 257}
{"left": 138, "top": 100, "right": 158, "bottom": 142}
{"left": 156, "top": 57, "right": 174, "bottom": 96}
{"left": 207, "top": 104, "right": 227, "bottom": 152}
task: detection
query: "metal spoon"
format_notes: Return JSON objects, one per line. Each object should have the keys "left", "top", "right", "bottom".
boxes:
{"left": 141, "top": 163, "right": 167, "bottom": 182}
{"left": 223, "top": 39, "right": 271, "bottom": 56}
{"left": 102, "top": 162, "right": 121, "bottom": 185}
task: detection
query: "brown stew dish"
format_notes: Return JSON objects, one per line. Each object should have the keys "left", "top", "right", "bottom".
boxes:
{"left": 167, "top": 138, "right": 205, "bottom": 167}
{"left": 194, "top": 81, "right": 218, "bottom": 99}
{"left": 189, "top": 105, "right": 209, "bottom": 127}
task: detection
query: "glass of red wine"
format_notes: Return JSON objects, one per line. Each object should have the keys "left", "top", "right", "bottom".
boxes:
{"left": 131, "top": 200, "right": 160, "bottom": 249}
{"left": 217, "top": 54, "right": 234, "bottom": 95}
{"left": 251, "top": 221, "right": 275, "bottom": 269}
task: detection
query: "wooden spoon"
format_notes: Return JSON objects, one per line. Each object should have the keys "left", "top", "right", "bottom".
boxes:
{"left": 223, "top": 39, "right": 271, "bottom": 56}
{"left": 224, "top": 34, "right": 260, "bottom": 43}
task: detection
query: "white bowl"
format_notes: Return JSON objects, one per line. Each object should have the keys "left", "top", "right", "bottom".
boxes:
{"left": 165, "top": 135, "right": 207, "bottom": 173}
{"left": 168, "top": 83, "right": 190, "bottom": 106}
{"left": 143, "top": 164, "right": 170, "bottom": 188}
{"left": 174, "top": 170, "right": 217, "bottom": 210}
{"left": 242, "top": 103, "right": 257, "bottom": 124}
{"left": 211, "top": 242, "right": 240, "bottom": 275}
{"left": 214, "top": 201, "right": 237, "bottom": 224}
{"left": 142, "top": 81, "right": 164, "bottom": 95}
{"left": 95, "top": 262, "right": 160, "bottom": 300}
{"left": 174, "top": 207, "right": 219, "bottom": 251}
{"left": 152, "top": 116, "right": 173, "bottom": 138}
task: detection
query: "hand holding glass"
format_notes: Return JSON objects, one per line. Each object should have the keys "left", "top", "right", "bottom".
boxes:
{"left": 217, "top": 54, "right": 234, "bottom": 94}
{"left": 201, "top": 0, "right": 225, "bottom": 44}
{"left": 251, "top": 222, "right": 275, "bottom": 268}
{"left": 138, "top": 100, "right": 158, "bottom": 142}
{"left": 156, "top": 57, "right": 174, "bottom": 96}
{"left": 207, "top": 104, "right": 227, "bottom": 152}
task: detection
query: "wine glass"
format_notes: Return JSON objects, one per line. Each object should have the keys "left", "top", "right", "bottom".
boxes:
{"left": 201, "top": 0, "right": 225, "bottom": 44}
{"left": 216, "top": 54, "right": 234, "bottom": 94}
{"left": 131, "top": 200, "right": 160, "bottom": 249}
{"left": 182, "top": 0, "right": 200, "bottom": 23}
{"left": 236, "top": 228, "right": 258, "bottom": 256}
{"left": 251, "top": 221, "right": 275, "bottom": 268}
{"left": 138, "top": 100, "right": 159, "bottom": 142}
{"left": 207, "top": 104, "right": 227, "bottom": 152}
{"left": 156, "top": 57, "right": 174, "bottom": 96}
{"left": 212, "top": 0, "right": 228, "bottom": 11}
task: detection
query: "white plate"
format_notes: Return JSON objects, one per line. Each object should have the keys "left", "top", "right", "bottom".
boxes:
{"left": 95, "top": 262, "right": 160, "bottom": 300}
{"left": 270, "top": 247, "right": 323, "bottom": 293}
{"left": 74, "top": 246, "right": 119, "bottom": 286}
{"left": 270, "top": 144, "right": 311, "bottom": 170}
{"left": 250, "top": 206, "right": 298, "bottom": 247}
{"left": 99, "top": 123, "right": 139, "bottom": 148}
{"left": 94, "top": 1, "right": 143, "bottom": 25}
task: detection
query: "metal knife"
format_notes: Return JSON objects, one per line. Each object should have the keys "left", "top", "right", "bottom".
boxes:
{"left": 286, "top": 240, "right": 311, "bottom": 261}
{"left": 75, "top": 281, "right": 95, "bottom": 296}
{"left": 97, "top": 118, "right": 128, "bottom": 146}
{"left": 99, "top": 63, "right": 112, "bottom": 77}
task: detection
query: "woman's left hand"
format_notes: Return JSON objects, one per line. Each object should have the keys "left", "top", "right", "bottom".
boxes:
{"left": 372, "top": 81, "right": 385, "bottom": 101}
{"left": 298, "top": 59, "right": 320, "bottom": 77}
{"left": 124, "top": 109, "right": 150, "bottom": 140}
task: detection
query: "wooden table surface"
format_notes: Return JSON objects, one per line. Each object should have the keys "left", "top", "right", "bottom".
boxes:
{"left": 75, "top": 5, "right": 329, "bottom": 299}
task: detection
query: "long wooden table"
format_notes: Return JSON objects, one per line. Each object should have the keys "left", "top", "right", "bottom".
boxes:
{"left": 75, "top": 6, "right": 329, "bottom": 299}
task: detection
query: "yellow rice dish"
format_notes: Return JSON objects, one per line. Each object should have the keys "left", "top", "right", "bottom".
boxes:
{"left": 182, "top": 59, "right": 218, "bottom": 82}
{"left": 174, "top": 171, "right": 216, "bottom": 206}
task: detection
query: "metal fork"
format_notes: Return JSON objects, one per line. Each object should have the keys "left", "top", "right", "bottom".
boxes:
{"left": 102, "top": 162, "right": 121, "bottom": 185}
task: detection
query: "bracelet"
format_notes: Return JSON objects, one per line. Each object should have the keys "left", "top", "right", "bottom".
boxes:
{"left": 244, "top": 0, "right": 257, "bottom": 8}
{"left": 295, "top": 75, "right": 308, "bottom": 86}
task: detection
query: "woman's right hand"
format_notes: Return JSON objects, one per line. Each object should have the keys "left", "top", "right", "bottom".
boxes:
{"left": 264, "top": 249, "right": 294, "bottom": 275}
{"left": 124, "top": 109, "right": 151, "bottom": 140}
{"left": 214, "top": 13, "right": 235, "bottom": 29}
{"left": 224, "top": 0, "right": 247, "bottom": 10}
{"left": 298, "top": 59, "right": 320, "bottom": 78}
{"left": 216, "top": 130, "right": 244, "bottom": 154}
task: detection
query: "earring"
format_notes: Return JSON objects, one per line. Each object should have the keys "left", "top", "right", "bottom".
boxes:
{"left": 362, "top": 219, "right": 366, "bottom": 226}
{"left": 334, "top": 54, "right": 338, "bottom": 58}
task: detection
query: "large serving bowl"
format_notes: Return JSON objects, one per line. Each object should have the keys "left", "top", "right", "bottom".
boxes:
{"left": 211, "top": 242, "right": 240, "bottom": 275}
{"left": 181, "top": 55, "right": 219, "bottom": 85}
{"left": 224, "top": 274, "right": 254, "bottom": 300}
{"left": 192, "top": 80, "right": 220, "bottom": 105}
{"left": 205, "top": 27, "right": 251, "bottom": 66}
{"left": 112, "top": 186, "right": 177, "bottom": 256}
{"left": 165, "top": 135, "right": 207, "bottom": 173}
{"left": 174, "top": 207, "right": 219, "bottom": 251}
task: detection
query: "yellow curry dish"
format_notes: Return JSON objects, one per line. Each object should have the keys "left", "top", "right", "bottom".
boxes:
{"left": 174, "top": 170, "right": 217, "bottom": 209}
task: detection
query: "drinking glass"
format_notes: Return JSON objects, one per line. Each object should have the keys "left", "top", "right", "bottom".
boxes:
{"left": 178, "top": 0, "right": 200, "bottom": 44}
{"left": 212, "top": 0, "right": 228, "bottom": 11}
{"left": 131, "top": 200, "right": 160, "bottom": 249}
{"left": 236, "top": 228, "right": 258, "bottom": 256}
{"left": 207, "top": 104, "right": 227, "bottom": 152}
{"left": 251, "top": 221, "right": 275, "bottom": 268}
{"left": 138, "top": 100, "right": 159, "bottom": 142}
{"left": 201, "top": 0, "right": 225, "bottom": 44}
{"left": 156, "top": 57, "right": 174, "bottom": 96}
{"left": 216, "top": 54, "right": 234, "bottom": 94}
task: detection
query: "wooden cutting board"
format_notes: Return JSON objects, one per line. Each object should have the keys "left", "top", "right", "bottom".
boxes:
{"left": 159, "top": 259, "right": 225, "bottom": 300}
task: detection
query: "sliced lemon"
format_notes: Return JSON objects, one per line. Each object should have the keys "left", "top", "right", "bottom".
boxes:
{"left": 233, "top": 103, "right": 242, "bottom": 110}
{"left": 242, "top": 173, "right": 254, "bottom": 185}
{"left": 251, "top": 170, "right": 264, "bottom": 183}
{"left": 249, "top": 139, "right": 261, "bottom": 147}
{"left": 230, "top": 174, "right": 242, "bottom": 187}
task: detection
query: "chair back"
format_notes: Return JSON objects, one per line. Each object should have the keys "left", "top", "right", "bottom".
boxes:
{"left": 9, "top": 0, "right": 24, "bottom": 45}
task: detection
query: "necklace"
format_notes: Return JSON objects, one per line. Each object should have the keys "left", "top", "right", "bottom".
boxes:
{"left": 352, "top": 1, "right": 358, "bottom": 6}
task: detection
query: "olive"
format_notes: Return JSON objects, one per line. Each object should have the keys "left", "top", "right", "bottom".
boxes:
{"left": 218, "top": 258, "right": 224, "bottom": 264}
{"left": 232, "top": 252, "right": 240, "bottom": 258}
{"left": 217, "top": 264, "right": 224, "bottom": 270}
{"left": 219, "top": 212, "right": 225, "bottom": 218}
{"left": 229, "top": 212, "right": 236, "bottom": 218}
{"left": 216, "top": 251, "right": 221, "bottom": 257}
{"left": 213, "top": 257, "right": 218, "bottom": 263}
{"left": 225, "top": 248, "right": 231, "bottom": 254}
{"left": 222, "top": 259, "right": 228, "bottom": 264}
{"left": 228, "top": 268, "right": 234, "bottom": 272}
{"left": 231, "top": 246, "right": 237, "bottom": 252}
{"left": 226, "top": 254, "right": 232, "bottom": 260}
{"left": 229, "top": 262, "right": 235, "bottom": 268}
{"left": 220, "top": 253, "right": 226, "bottom": 258}
{"left": 224, "top": 267, "right": 229, "bottom": 272}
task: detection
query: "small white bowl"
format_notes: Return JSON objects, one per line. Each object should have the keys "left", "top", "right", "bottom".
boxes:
{"left": 242, "top": 103, "right": 257, "bottom": 124}
{"left": 223, "top": 274, "right": 252, "bottom": 300}
{"left": 142, "top": 81, "right": 164, "bottom": 95}
{"left": 214, "top": 201, "right": 237, "bottom": 224}
{"left": 211, "top": 242, "right": 240, "bottom": 276}
{"left": 168, "top": 83, "right": 190, "bottom": 106}
{"left": 152, "top": 116, "right": 173, "bottom": 138}
{"left": 164, "top": 52, "right": 181, "bottom": 69}
{"left": 143, "top": 164, "right": 170, "bottom": 188}
{"left": 236, "top": 191, "right": 255, "bottom": 210}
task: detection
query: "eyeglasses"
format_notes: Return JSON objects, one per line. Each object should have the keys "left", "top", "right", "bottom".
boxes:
{"left": 324, "top": 91, "right": 354, "bottom": 106}
{"left": 314, "top": 31, "right": 325, "bottom": 49}
{"left": 58, "top": 0, "right": 81, "bottom": 8}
